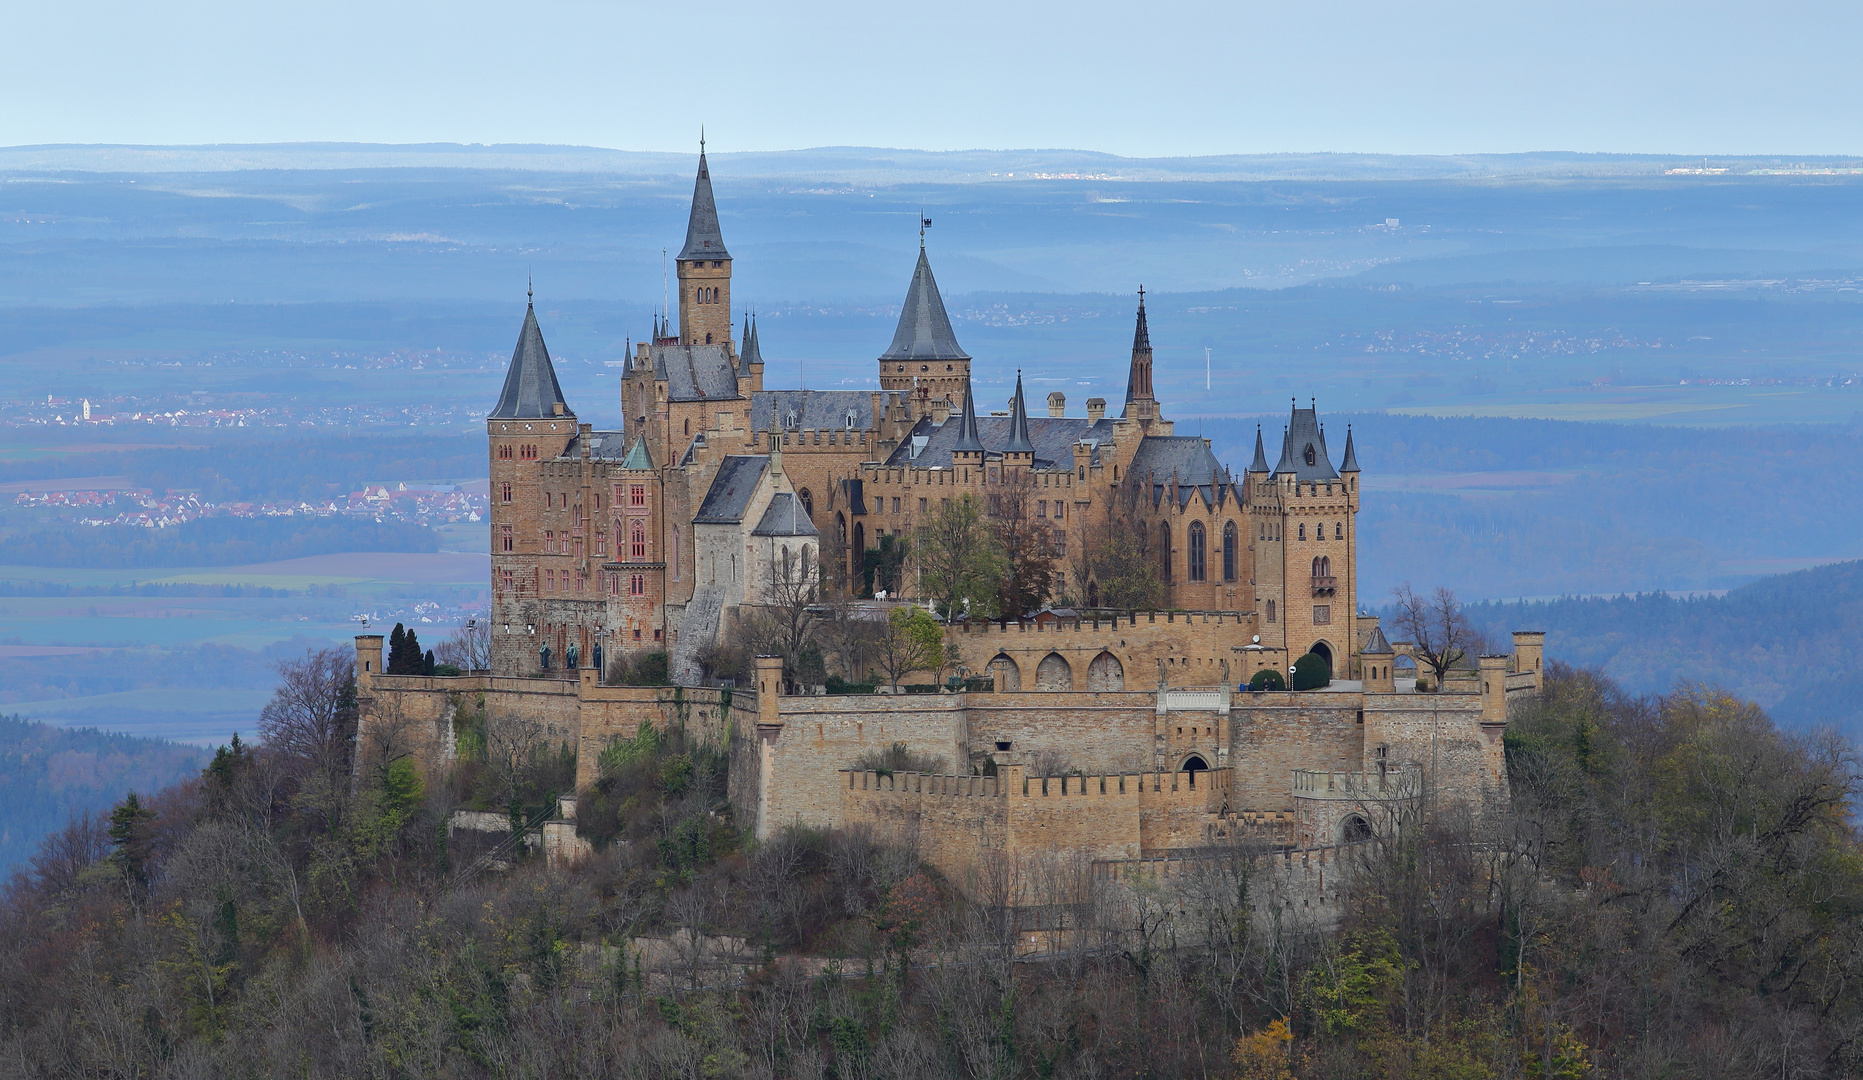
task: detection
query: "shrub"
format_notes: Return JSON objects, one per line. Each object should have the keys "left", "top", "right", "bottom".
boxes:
{"left": 1249, "top": 668, "right": 1287, "bottom": 691}
{"left": 852, "top": 741, "right": 947, "bottom": 776}
{"left": 825, "top": 675, "right": 878, "bottom": 695}
{"left": 1291, "top": 652, "right": 1331, "bottom": 691}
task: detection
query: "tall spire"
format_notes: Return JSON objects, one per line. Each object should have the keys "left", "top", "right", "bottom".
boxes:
{"left": 1249, "top": 425, "right": 1271, "bottom": 473}
{"left": 881, "top": 248, "right": 970, "bottom": 362}
{"left": 1122, "top": 286, "right": 1155, "bottom": 418}
{"left": 677, "top": 143, "right": 730, "bottom": 261}
{"left": 951, "top": 376, "right": 984, "bottom": 454}
{"left": 489, "top": 292, "right": 570, "bottom": 420}
{"left": 1341, "top": 425, "right": 1360, "bottom": 472}
{"left": 1005, "top": 370, "right": 1034, "bottom": 454}
{"left": 740, "top": 313, "right": 763, "bottom": 372}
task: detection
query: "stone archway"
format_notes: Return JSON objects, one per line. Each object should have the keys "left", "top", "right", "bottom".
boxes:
{"left": 989, "top": 653, "right": 1022, "bottom": 692}
{"left": 1308, "top": 641, "right": 1334, "bottom": 679}
{"left": 1035, "top": 652, "right": 1073, "bottom": 691}
{"left": 1340, "top": 814, "right": 1372, "bottom": 844}
{"left": 1086, "top": 650, "right": 1124, "bottom": 690}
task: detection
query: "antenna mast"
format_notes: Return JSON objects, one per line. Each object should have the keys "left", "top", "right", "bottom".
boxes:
{"left": 1204, "top": 347, "right": 1212, "bottom": 390}
{"left": 662, "top": 248, "right": 669, "bottom": 340}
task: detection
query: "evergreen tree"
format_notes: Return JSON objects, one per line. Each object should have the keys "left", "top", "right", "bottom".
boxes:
{"left": 423, "top": 649, "right": 436, "bottom": 676}
{"left": 386, "top": 624, "right": 407, "bottom": 672}
{"left": 107, "top": 791, "right": 156, "bottom": 899}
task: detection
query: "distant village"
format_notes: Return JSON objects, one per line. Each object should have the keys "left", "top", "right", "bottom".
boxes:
{"left": 12, "top": 481, "right": 486, "bottom": 529}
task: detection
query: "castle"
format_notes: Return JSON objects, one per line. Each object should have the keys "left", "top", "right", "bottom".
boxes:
{"left": 359, "top": 149, "right": 1544, "bottom": 888}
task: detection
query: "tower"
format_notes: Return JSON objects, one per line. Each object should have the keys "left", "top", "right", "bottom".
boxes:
{"left": 676, "top": 145, "right": 732, "bottom": 347}
{"left": 1122, "top": 288, "right": 1159, "bottom": 429}
{"left": 487, "top": 290, "right": 577, "bottom": 677}
{"left": 878, "top": 244, "right": 970, "bottom": 417}
{"left": 1267, "top": 399, "right": 1359, "bottom": 680}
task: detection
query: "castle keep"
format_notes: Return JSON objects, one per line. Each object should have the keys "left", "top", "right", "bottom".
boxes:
{"left": 364, "top": 149, "right": 1545, "bottom": 884}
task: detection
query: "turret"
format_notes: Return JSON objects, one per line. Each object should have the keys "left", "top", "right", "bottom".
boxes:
{"left": 878, "top": 243, "right": 970, "bottom": 414}
{"left": 676, "top": 144, "right": 732, "bottom": 347}
{"left": 1360, "top": 625, "right": 1394, "bottom": 694}
{"left": 1003, "top": 371, "right": 1034, "bottom": 466}
{"left": 951, "top": 377, "right": 985, "bottom": 466}
{"left": 1121, "top": 287, "right": 1159, "bottom": 428}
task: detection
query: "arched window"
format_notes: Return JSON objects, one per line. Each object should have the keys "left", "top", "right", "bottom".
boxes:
{"left": 1158, "top": 522, "right": 1172, "bottom": 582}
{"left": 1320, "top": 556, "right": 1331, "bottom": 577}
{"left": 1222, "top": 521, "right": 1238, "bottom": 581}
{"left": 501, "top": 482, "right": 512, "bottom": 502}
{"left": 1266, "top": 599, "right": 1276, "bottom": 623}
{"left": 1335, "top": 521, "right": 1344, "bottom": 539}
{"left": 1312, "top": 556, "right": 1322, "bottom": 577}
{"left": 629, "top": 520, "right": 647, "bottom": 559}
{"left": 1298, "top": 523, "right": 1306, "bottom": 541}
{"left": 1187, "top": 521, "right": 1206, "bottom": 582}
{"left": 798, "top": 488, "right": 813, "bottom": 518}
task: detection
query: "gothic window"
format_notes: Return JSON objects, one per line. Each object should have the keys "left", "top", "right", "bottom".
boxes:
{"left": 1267, "top": 599, "right": 1276, "bottom": 622}
{"left": 1187, "top": 521, "right": 1206, "bottom": 581}
{"left": 1335, "top": 521, "right": 1344, "bottom": 539}
{"left": 500, "top": 569, "right": 514, "bottom": 590}
{"left": 1312, "top": 556, "right": 1322, "bottom": 577}
{"left": 1222, "top": 521, "right": 1238, "bottom": 581}
{"left": 1159, "top": 522, "right": 1173, "bottom": 583}
{"left": 1298, "top": 523, "right": 1306, "bottom": 540}
{"left": 630, "top": 484, "right": 646, "bottom": 507}
{"left": 684, "top": 418, "right": 690, "bottom": 435}
{"left": 574, "top": 537, "right": 584, "bottom": 559}
{"left": 1321, "top": 556, "right": 1331, "bottom": 577}
{"left": 501, "top": 482, "right": 512, "bottom": 502}
{"left": 1054, "top": 502, "right": 1063, "bottom": 521}
{"left": 630, "top": 574, "right": 645, "bottom": 596}
{"left": 798, "top": 488, "right": 813, "bottom": 517}
{"left": 596, "top": 532, "right": 607, "bottom": 556}
{"left": 544, "top": 529, "right": 554, "bottom": 552}
{"left": 501, "top": 526, "right": 514, "bottom": 552}
{"left": 1053, "top": 528, "right": 1066, "bottom": 556}
{"left": 630, "top": 520, "right": 647, "bottom": 559}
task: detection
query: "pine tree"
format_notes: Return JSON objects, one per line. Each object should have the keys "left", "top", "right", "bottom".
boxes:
{"left": 387, "top": 624, "right": 408, "bottom": 673}
{"left": 107, "top": 792, "right": 157, "bottom": 899}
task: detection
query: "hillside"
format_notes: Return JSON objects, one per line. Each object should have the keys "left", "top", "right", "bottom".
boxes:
{"left": 1466, "top": 559, "right": 1863, "bottom": 735}
{"left": 0, "top": 716, "right": 207, "bottom": 871}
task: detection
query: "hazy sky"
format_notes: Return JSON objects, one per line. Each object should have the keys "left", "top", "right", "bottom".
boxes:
{"left": 6, "top": 0, "right": 1860, "bottom": 157}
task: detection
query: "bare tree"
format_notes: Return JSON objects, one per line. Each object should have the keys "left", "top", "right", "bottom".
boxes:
{"left": 742, "top": 545, "right": 823, "bottom": 687}
{"left": 918, "top": 493, "right": 1005, "bottom": 619}
{"left": 435, "top": 619, "right": 491, "bottom": 672}
{"left": 1390, "top": 583, "right": 1482, "bottom": 690}
{"left": 873, "top": 606, "right": 943, "bottom": 691}
{"left": 258, "top": 646, "right": 357, "bottom": 779}
{"left": 1070, "top": 499, "right": 1165, "bottom": 611}
{"left": 989, "top": 472, "right": 1055, "bottom": 617}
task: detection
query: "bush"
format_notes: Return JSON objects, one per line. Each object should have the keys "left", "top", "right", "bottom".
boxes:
{"left": 609, "top": 650, "right": 671, "bottom": 686}
{"left": 851, "top": 741, "right": 947, "bottom": 776}
{"left": 1291, "top": 652, "right": 1331, "bottom": 691}
{"left": 1249, "top": 668, "right": 1287, "bottom": 691}
{"left": 901, "top": 683, "right": 939, "bottom": 694}
{"left": 825, "top": 675, "right": 878, "bottom": 695}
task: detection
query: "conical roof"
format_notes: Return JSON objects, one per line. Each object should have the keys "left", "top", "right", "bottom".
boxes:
{"left": 740, "top": 314, "right": 762, "bottom": 375}
{"left": 676, "top": 150, "right": 730, "bottom": 261}
{"left": 620, "top": 436, "right": 653, "bottom": 470}
{"left": 1004, "top": 372, "right": 1034, "bottom": 454}
{"left": 880, "top": 248, "right": 969, "bottom": 362}
{"left": 1341, "top": 425, "right": 1360, "bottom": 472}
{"left": 1249, "top": 426, "right": 1271, "bottom": 473}
{"left": 489, "top": 299, "right": 571, "bottom": 420}
{"left": 951, "top": 377, "right": 984, "bottom": 453}
{"left": 1361, "top": 625, "right": 1393, "bottom": 655}
{"left": 1272, "top": 426, "right": 1295, "bottom": 474}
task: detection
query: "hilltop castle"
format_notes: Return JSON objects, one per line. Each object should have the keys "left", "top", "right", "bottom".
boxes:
{"left": 360, "top": 150, "right": 1543, "bottom": 892}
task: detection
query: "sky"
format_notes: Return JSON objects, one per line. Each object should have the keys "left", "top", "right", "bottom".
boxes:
{"left": 5, "top": 0, "right": 1862, "bottom": 157}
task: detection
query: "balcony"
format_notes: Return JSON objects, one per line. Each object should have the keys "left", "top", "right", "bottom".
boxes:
{"left": 1310, "top": 575, "right": 1337, "bottom": 595}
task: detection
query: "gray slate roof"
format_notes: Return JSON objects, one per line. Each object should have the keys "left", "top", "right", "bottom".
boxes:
{"left": 1128, "top": 436, "right": 1240, "bottom": 508}
{"left": 694, "top": 456, "right": 769, "bottom": 524}
{"left": 1249, "top": 427, "right": 1271, "bottom": 473}
{"left": 880, "top": 249, "right": 970, "bottom": 362}
{"left": 1004, "top": 374, "right": 1034, "bottom": 454}
{"left": 676, "top": 151, "right": 730, "bottom": 261}
{"left": 1361, "top": 625, "right": 1393, "bottom": 655}
{"left": 739, "top": 316, "right": 761, "bottom": 375}
{"left": 651, "top": 343, "right": 743, "bottom": 402}
{"left": 489, "top": 303, "right": 571, "bottom": 420}
{"left": 951, "top": 378, "right": 984, "bottom": 453}
{"left": 751, "top": 492, "right": 820, "bottom": 537}
{"left": 750, "top": 390, "right": 876, "bottom": 432}
{"left": 1275, "top": 402, "right": 1339, "bottom": 481}
{"left": 883, "top": 410, "right": 1116, "bottom": 471}
{"left": 1341, "top": 426, "right": 1360, "bottom": 472}
{"left": 566, "top": 429, "right": 626, "bottom": 460}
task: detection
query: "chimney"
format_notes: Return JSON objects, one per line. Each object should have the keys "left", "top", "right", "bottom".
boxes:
{"left": 1086, "top": 397, "right": 1106, "bottom": 422}
{"left": 1047, "top": 391, "right": 1066, "bottom": 417}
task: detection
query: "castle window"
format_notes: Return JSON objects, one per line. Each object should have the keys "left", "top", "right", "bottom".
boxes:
{"left": 575, "top": 537, "right": 585, "bottom": 559}
{"left": 630, "top": 574, "right": 645, "bottom": 596}
{"left": 1037, "top": 500, "right": 1047, "bottom": 518}
{"left": 630, "top": 484, "right": 646, "bottom": 507}
{"left": 630, "top": 520, "right": 647, "bottom": 559}
{"left": 1298, "top": 523, "right": 1306, "bottom": 540}
{"left": 596, "top": 532, "right": 607, "bottom": 556}
{"left": 892, "top": 497, "right": 900, "bottom": 514}
{"left": 1223, "top": 521, "right": 1237, "bottom": 580}
{"left": 500, "top": 569, "right": 514, "bottom": 590}
{"left": 1187, "top": 521, "right": 1206, "bottom": 581}
{"left": 1267, "top": 600, "right": 1276, "bottom": 622}
{"left": 546, "top": 568, "right": 556, "bottom": 591}
{"left": 1053, "top": 528, "right": 1066, "bottom": 556}
{"left": 501, "top": 525, "right": 513, "bottom": 552}
{"left": 799, "top": 489, "right": 814, "bottom": 517}
{"left": 544, "top": 529, "right": 554, "bottom": 552}
{"left": 1159, "top": 522, "right": 1172, "bottom": 583}
{"left": 1335, "top": 521, "right": 1344, "bottom": 539}
{"left": 1304, "top": 444, "right": 1316, "bottom": 466}
{"left": 501, "top": 482, "right": 511, "bottom": 503}
{"left": 1054, "top": 502, "right": 1063, "bottom": 520}
{"left": 685, "top": 419, "right": 690, "bottom": 435}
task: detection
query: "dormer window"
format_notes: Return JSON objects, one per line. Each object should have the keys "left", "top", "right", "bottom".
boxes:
{"left": 1304, "top": 444, "right": 1316, "bottom": 466}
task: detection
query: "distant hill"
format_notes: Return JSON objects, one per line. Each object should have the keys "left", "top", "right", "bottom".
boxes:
{"left": 1466, "top": 560, "right": 1863, "bottom": 737}
{"left": 0, "top": 716, "right": 207, "bottom": 872}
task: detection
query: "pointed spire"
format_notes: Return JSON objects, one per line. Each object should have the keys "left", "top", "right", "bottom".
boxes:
{"left": 952, "top": 377, "right": 984, "bottom": 454}
{"left": 880, "top": 248, "right": 969, "bottom": 362}
{"left": 1272, "top": 425, "right": 1296, "bottom": 475}
{"left": 740, "top": 313, "right": 763, "bottom": 375}
{"left": 1005, "top": 370, "right": 1034, "bottom": 454}
{"left": 489, "top": 294, "right": 571, "bottom": 420}
{"left": 1341, "top": 425, "right": 1360, "bottom": 472}
{"left": 677, "top": 144, "right": 730, "bottom": 261}
{"left": 1249, "top": 425, "right": 1271, "bottom": 473}
{"left": 1122, "top": 286, "right": 1154, "bottom": 416}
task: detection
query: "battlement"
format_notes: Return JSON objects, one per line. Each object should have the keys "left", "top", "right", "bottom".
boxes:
{"left": 956, "top": 610, "right": 1250, "bottom": 634}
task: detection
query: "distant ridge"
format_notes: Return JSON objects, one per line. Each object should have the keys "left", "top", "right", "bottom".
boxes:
{"left": 5, "top": 143, "right": 1863, "bottom": 183}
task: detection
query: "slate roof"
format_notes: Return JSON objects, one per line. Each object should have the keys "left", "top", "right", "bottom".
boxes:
{"left": 1004, "top": 373, "right": 1035, "bottom": 454}
{"left": 1249, "top": 427, "right": 1271, "bottom": 473}
{"left": 950, "top": 378, "right": 984, "bottom": 454}
{"left": 488, "top": 302, "right": 571, "bottom": 420}
{"left": 739, "top": 315, "right": 761, "bottom": 375}
{"left": 651, "top": 343, "right": 743, "bottom": 402}
{"left": 1275, "top": 402, "right": 1339, "bottom": 481}
{"left": 1361, "top": 625, "right": 1393, "bottom": 655}
{"left": 750, "top": 390, "right": 876, "bottom": 432}
{"left": 1127, "top": 435, "right": 1241, "bottom": 508}
{"left": 1340, "top": 426, "right": 1360, "bottom": 472}
{"left": 620, "top": 436, "right": 653, "bottom": 470}
{"left": 751, "top": 491, "right": 820, "bottom": 537}
{"left": 564, "top": 429, "right": 627, "bottom": 461}
{"left": 883, "top": 410, "right": 1116, "bottom": 470}
{"left": 676, "top": 150, "right": 730, "bottom": 261}
{"left": 880, "top": 248, "right": 969, "bottom": 362}
{"left": 693, "top": 456, "right": 769, "bottom": 524}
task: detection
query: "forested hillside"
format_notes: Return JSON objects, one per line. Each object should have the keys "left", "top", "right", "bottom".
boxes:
{"left": 1465, "top": 559, "right": 1863, "bottom": 736}
{"left": 2, "top": 662, "right": 1860, "bottom": 1078}
{"left": 0, "top": 716, "right": 206, "bottom": 871}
